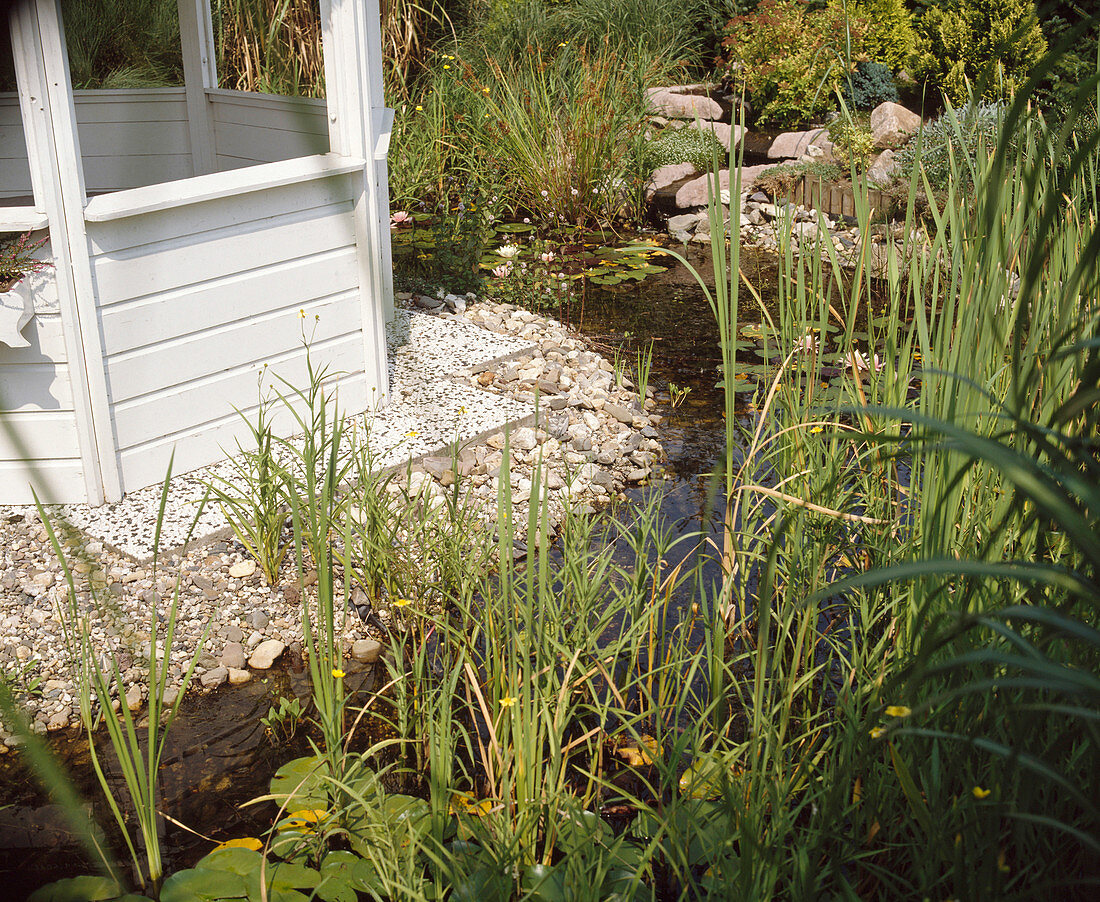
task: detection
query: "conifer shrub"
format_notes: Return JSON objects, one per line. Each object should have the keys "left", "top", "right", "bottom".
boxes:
{"left": 912, "top": 0, "right": 1047, "bottom": 104}
{"left": 844, "top": 60, "right": 900, "bottom": 109}
{"left": 851, "top": 0, "right": 917, "bottom": 71}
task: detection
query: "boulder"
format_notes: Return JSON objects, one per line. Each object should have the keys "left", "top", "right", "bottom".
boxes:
{"left": 644, "top": 162, "right": 697, "bottom": 201}
{"left": 867, "top": 149, "right": 898, "bottom": 187}
{"left": 645, "top": 85, "right": 724, "bottom": 121}
{"left": 351, "top": 638, "right": 383, "bottom": 663}
{"left": 674, "top": 165, "right": 769, "bottom": 209}
{"left": 870, "top": 102, "right": 921, "bottom": 149}
{"left": 248, "top": 639, "right": 286, "bottom": 670}
{"left": 767, "top": 129, "right": 829, "bottom": 161}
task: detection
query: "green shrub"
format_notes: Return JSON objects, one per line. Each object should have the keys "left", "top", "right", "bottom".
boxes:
{"left": 645, "top": 125, "right": 724, "bottom": 172}
{"left": 850, "top": 0, "right": 917, "bottom": 71}
{"left": 827, "top": 116, "right": 876, "bottom": 169}
{"left": 844, "top": 59, "right": 900, "bottom": 109}
{"left": 721, "top": 0, "right": 866, "bottom": 128}
{"left": 913, "top": 0, "right": 1048, "bottom": 104}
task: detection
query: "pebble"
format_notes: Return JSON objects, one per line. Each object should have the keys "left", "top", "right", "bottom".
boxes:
{"left": 351, "top": 639, "right": 382, "bottom": 663}
{"left": 228, "top": 560, "right": 256, "bottom": 579}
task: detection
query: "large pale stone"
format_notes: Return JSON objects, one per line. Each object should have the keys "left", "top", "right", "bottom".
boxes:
{"left": 767, "top": 129, "right": 829, "bottom": 161}
{"left": 870, "top": 102, "right": 921, "bottom": 149}
{"left": 674, "top": 165, "right": 770, "bottom": 209}
{"left": 229, "top": 559, "right": 257, "bottom": 579}
{"left": 645, "top": 85, "right": 724, "bottom": 121}
{"left": 644, "top": 162, "right": 697, "bottom": 200}
{"left": 352, "top": 639, "right": 383, "bottom": 663}
{"left": 867, "top": 149, "right": 898, "bottom": 187}
{"left": 248, "top": 639, "right": 286, "bottom": 670}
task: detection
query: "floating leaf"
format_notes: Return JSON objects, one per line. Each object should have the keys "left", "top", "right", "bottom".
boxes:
{"left": 494, "top": 222, "right": 536, "bottom": 233}
{"left": 27, "top": 877, "right": 125, "bottom": 902}
{"left": 616, "top": 734, "right": 660, "bottom": 767}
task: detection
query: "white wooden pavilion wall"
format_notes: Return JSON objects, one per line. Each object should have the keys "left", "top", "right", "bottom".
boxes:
{"left": 87, "top": 173, "right": 369, "bottom": 495}
{"left": 209, "top": 90, "right": 329, "bottom": 170}
{"left": 1, "top": 90, "right": 192, "bottom": 197}
{"left": 0, "top": 233, "right": 87, "bottom": 503}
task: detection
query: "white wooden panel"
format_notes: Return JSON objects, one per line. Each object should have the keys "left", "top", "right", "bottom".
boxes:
{"left": 0, "top": 362, "right": 74, "bottom": 412}
{"left": 91, "top": 201, "right": 357, "bottom": 303}
{"left": 210, "top": 92, "right": 327, "bottom": 131}
{"left": 0, "top": 458, "right": 86, "bottom": 505}
{"left": 82, "top": 153, "right": 362, "bottom": 225}
{"left": 86, "top": 173, "right": 356, "bottom": 254}
{"left": 106, "top": 289, "right": 362, "bottom": 403}
{"left": 111, "top": 334, "right": 367, "bottom": 453}
{"left": 115, "top": 372, "right": 367, "bottom": 494}
{"left": 82, "top": 155, "right": 196, "bottom": 193}
{"left": 2, "top": 313, "right": 70, "bottom": 362}
{"left": 0, "top": 410, "right": 81, "bottom": 459}
{"left": 110, "top": 333, "right": 367, "bottom": 449}
{"left": 98, "top": 246, "right": 359, "bottom": 356}
{"left": 213, "top": 121, "right": 329, "bottom": 163}
{"left": 77, "top": 120, "right": 191, "bottom": 154}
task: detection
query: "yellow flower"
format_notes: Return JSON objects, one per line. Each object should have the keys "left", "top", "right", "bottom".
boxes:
{"left": 499, "top": 696, "right": 516, "bottom": 708}
{"left": 415, "top": 105, "right": 423, "bottom": 111}
{"left": 870, "top": 726, "right": 885, "bottom": 739}
{"left": 885, "top": 705, "right": 911, "bottom": 718}
{"left": 331, "top": 668, "right": 345, "bottom": 679}
{"left": 443, "top": 64, "right": 451, "bottom": 69}
{"left": 972, "top": 786, "right": 991, "bottom": 799}
{"left": 483, "top": 87, "right": 490, "bottom": 93}
{"left": 810, "top": 426, "right": 823, "bottom": 433}
{"left": 298, "top": 308, "right": 306, "bottom": 318}
{"left": 394, "top": 598, "right": 412, "bottom": 608}
{"left": 405, "top": 429, "right": 419, "bottom": 438}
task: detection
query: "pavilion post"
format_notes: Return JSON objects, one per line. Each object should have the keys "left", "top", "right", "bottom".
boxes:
{"left": 178, "top": 0, "right": 218, "bottom": 176}
{"left": 8, "top": 0, "right": 121, "bottom": 503}
{"left": 319, "top": 0, "right": 393, "bottom": 402}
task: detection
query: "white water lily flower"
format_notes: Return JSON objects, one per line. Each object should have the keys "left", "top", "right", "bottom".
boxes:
{"left": 846, "top": 349, "right": 884, "bottom": 373}
{"left": 492, "top": 263, "right": 513, "bottom": 278}
{"left": 497, "top": 244, "right": 521, "bottom": 258}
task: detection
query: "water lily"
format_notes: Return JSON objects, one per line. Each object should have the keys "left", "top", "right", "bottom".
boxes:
{"left": 846, "top": 349, "right": 884, "bottom": 373}
{"left": 539, "top": 251, "right": 556, "bottom": 263}
{"left": 390, "top": 210, "right": 412, "bottom": 227}
{"left": 491, "top": 263, "right": 513, "bottom": 279}
{"left": 795, "top": 332, "right": 819, "bottom": 354}
{"left": 497, "top": 244, "right": 521, "bottom": 259}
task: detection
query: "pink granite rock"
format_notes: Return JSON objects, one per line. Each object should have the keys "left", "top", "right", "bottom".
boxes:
{"left": 870, "top": 102, "right": 921, "bottom": 149}
{"left": 674, "top": 165, "right": 770, "bottom": 209}
{"left": 645, "top": 85, "right": 724, "bottom": 121}
{"left": 645, "top": 162, "right": 698, "bottom": 200}
{"left": 767, "top": 128, "right": 830, "bottom": 160}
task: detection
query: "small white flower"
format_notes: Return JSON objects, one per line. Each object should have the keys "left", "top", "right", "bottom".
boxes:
{"left": 540, "top": 190, "right": 549, "bottom": 198}
{"left": 571, "top": 187, "right": 579, "bottom": 196}
{"left": 539, "top": 251, "right": 556, "bottom": 263}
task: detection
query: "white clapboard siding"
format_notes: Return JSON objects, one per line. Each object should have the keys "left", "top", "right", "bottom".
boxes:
{"left": 209, "top": 90, "right": 329, "bottom": 168}
{"left": 0, "top": 95, "right": 33, "bottom": 197}
{"left": 73, "top": 89, "right": 193, "bottom": 192}
{"left": 87, "top": 172, "right": 372, "bottom": 495}
{"left": 0, "top": 300, "right": 84, "bottom": 503}
{"left": 2, "top": 90, "right": 194, "bottom": 197}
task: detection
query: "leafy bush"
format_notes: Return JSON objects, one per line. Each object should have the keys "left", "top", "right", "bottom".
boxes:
{"left": 850, "top": 0, "right": 917, "bottom": 71}
{"left": 913, "top": 0, "right": 1048, "bottom": 104}
{"left": 844, "top": 60, "right": 900, "bottom": 109}
{"left": 721, "top": 0, "right": 866, "bottom": 128}
{"left": 645, "top": 125, "right": 724, "bottom": 172}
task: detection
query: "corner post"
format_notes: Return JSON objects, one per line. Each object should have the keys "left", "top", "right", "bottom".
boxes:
{"left": 178, "top": 0, "right": 218, "bottom": 176}
{"left": 319, "top": 0, "right": 393, "bottom": 405}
